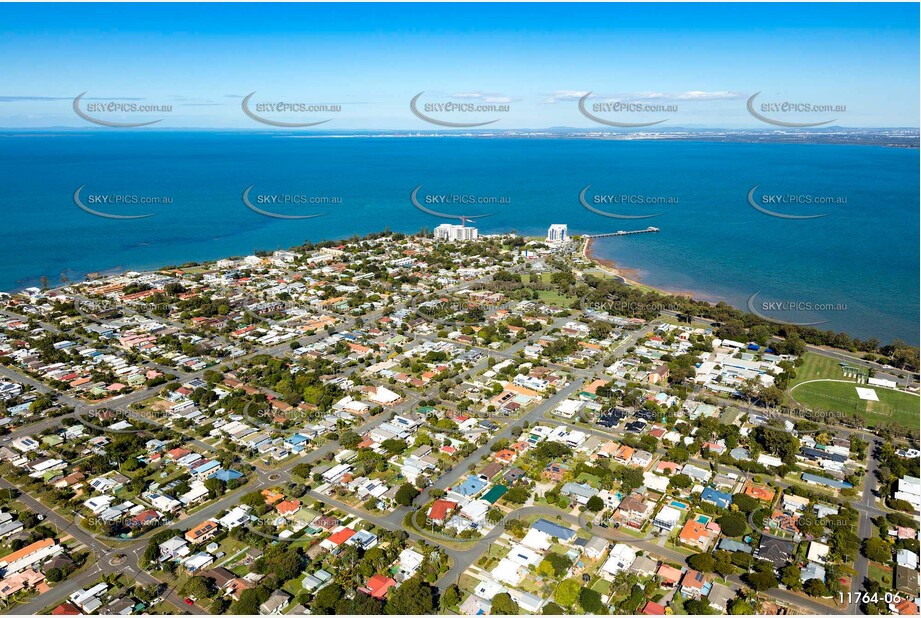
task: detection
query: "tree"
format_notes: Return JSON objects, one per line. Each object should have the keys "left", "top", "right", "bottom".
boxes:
{"left": 555, "top": 578, "right": 582, "bottom": 608}
{"left": 744, "top": 571, "right": 778, "bottom": 592}
{"left": 313, "top": 583, "right": 343, "bottom": 614}
{"left": 804, "top": 579, "right": 828, "bottom": 597}
{"left": 753, "top": 426, "right": 799, "bottom": 464}
{"left": 491, "top": 593, "right": 520, "bottom": 615}
{"left": 229, "top": 589, "right": 260, "bottom": 615}
{"left": 713, "top": 550, "right": 735, "bottom": 577}
{"left": 503, "top": 486, "right": 530, "bottom": 504}
{"left": 728, "top": 597, "right": 755, "bottom": 614}
{"left": 181, "top": 576, "right": 212, "bottom": 600}
{"left": 338, "top": 593, "right": 385, "bottom": 614}
{"left": 830, "top": 528, "right": 860, "bottom": 562}
{"left": 381, "top": 438, "right": 408, "bottom": 456}
{"left": 668, "top": 474, "right": 692, "bottom": 490}
{"left": 542, "top": 602, "right": 564, "bottom": 615}
{"left": 291, "top": 463, "right": 312, "bottom": 479}
{"left": 579, "top": 587, "right": 604, "bottom": 613}
{"left": 585, "top": 495, "right": 604, "bottom": 512}
{"left": 395, "top": 483, "right": 420, "bottom": 506}
{"left": 537, "top": 553, "right": 573, "bottom": 578}
{"left": 780, "top": 565, "right": 802, "bottom": 591}
{"left": 339, "top": 430, "right": 362, "bottom": 449}
{"left": 45, "top": 567, "right": 64, "bottom": 583}
{"left": 685, "top": 599, "right": 717, "bottom": 615}
{"left": 862, "top": 538, "right": 892, "bottom": 563}
{"left": 688, "top": 553, "right": 716, "bottom": 572}
{"left": 441, "top": 584, "right": 460, "bottom": 609}
{"left": 731, "top": 493, "right": 760, "bottom": 513}
{"left": 385, "top": 577, "right": 437, "bottom": 614}
{"left": 716, "top": 511, "right": 748, "bottom": 537}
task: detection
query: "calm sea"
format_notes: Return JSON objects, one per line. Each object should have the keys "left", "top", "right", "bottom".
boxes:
{"left": 0, "top": 132, "right": 917, "bottom": 343}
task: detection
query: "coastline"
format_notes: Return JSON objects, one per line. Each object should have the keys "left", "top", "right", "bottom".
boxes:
{"left": 582, "top": 237, "right": 709, "bottom": 301}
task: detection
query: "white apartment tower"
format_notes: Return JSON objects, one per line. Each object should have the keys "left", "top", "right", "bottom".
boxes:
{"left": 434, "top": 224, "right": 478, "bottom": 242}
{"left": 547, "top": 224, "right": 568, "bottom": 243}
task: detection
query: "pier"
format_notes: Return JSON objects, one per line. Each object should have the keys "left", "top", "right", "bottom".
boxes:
{"left": 584, "top": 226, "right": 660, "bottom": 239}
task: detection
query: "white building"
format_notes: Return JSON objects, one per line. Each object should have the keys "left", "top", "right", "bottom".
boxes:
{"left": 547, "top": 224, "right": 568, "bottom": 243}
{"left": 434, "top": 224, "right": 478, "bottom": 242}
{"left": 601, "top": 543, "right": 636, "bottom": 576}
{"left": 652, "top": 506, "right": 682, "bottom": 531}
{"left": 895, "top": 476, "right": 921, "bottom": 511}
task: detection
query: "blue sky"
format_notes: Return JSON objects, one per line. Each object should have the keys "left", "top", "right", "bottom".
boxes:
{"left": 1, "top": 3, "right": 917, "bottom": 129}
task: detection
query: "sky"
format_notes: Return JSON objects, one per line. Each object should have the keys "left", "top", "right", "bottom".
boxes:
{"left": 0, "top": 3, "right": 918, "bottom": 129}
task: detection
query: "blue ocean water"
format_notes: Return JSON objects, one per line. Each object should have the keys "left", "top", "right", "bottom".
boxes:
{"left": 0, "top": 132, "right": 917, "bottom": 343}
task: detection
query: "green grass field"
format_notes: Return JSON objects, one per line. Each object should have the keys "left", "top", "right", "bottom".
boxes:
{"left": 790, "top": 379, "right": 919, "bottom": 429}
{"left": 867, "top": 562, "right": 893, "bottom": 588}
{"left": 535, "top": 290, "right": 577, "bottom": 307}
{"left": 789, "top": 352, "right": 866, "bottom": 387}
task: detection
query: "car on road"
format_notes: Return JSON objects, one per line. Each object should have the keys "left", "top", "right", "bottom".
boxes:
{"left": 184, "top": 598, "right": 194, "bottom": 606}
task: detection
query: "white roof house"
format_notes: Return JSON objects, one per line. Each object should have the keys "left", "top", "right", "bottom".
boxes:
{"left": 520, "top": 529, "right": 552, "bottom": 552}
{"left": 601, "top": 543, "right": 636, "bottom": 576}
{"left": 505, "top": 544, "right": 542, "bottom": 568}
{"left": 217, "top": 506, "right": 250, "bottom": 529}
{"left": 398, "top": 548, "right": 425, "bottom": 579}
{"left": 896, "top": 549, "right": 919, "bottom": 569}
{"left": 368, "top": 386, "right": 401, "bottom": 405}
{"left": 491, "top": 558, "right": 526, "bottom": 586}
{"left": 807, "top": 541, "right": 830, "bottom": 563}
{"left": 653, "top": 506, "right": 682, "bottom": 531}
{"left": 460, "top": 500, "right": 490, "bottom": 523}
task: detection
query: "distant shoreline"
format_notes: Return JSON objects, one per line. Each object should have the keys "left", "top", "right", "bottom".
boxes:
{"left": 1, "top": 129, "right": 918, "bottom": 149}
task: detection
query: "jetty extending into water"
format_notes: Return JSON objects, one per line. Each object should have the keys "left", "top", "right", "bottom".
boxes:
{"left": 584, "top": 226, "right": 660, "bottom": 239}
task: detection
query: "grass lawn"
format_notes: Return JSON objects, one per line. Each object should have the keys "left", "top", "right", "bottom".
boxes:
{"left": 670, "top": 593, "right": 688, "bottom": 615}
{"left": 789, "top": 379, "right": 919, "bottom": 428}
{"left": 789, "top": 352, "right": 854, "bottom": 387}
{"left": 591, "top": 578, "right": 612, "bottom": 595}
{"left": 282, "top": 576, "right": 305, "bottom": 598}
{"left": 615, "top": 525, "right": 650, "bottom": 540}
{"left": 535, "top": 290, "right": 577, "bottom": 308}
{"left": 867, "top": 562, "right": 893, "bottom": 588}
{"left": 457, "top": 573, "right": 480, "bottom": 596}
{"left": 664, "top": 537, "right": 697, "bottom": 556}
{"left": 576, "top": 472, "right": 602, "bottom": 488}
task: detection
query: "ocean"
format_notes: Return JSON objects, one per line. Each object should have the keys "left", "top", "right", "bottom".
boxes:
{"left": 1, "top": 131, "right": 917, "bottom": 343}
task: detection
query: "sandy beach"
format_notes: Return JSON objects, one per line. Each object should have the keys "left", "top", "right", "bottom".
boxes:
{"left": 582, "top": 237, "right": 709, "bottom": 301}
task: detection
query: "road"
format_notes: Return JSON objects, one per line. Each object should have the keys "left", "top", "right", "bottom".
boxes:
{"left": 0, "top": 277, "right": 893, "bottom": 616}
{"left": 848, "top": 438, "right": 881, "bottom": 615}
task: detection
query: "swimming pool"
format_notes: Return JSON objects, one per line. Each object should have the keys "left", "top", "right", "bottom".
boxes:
{"left": 696, "top": 514, "right": 711, "bottom": 524}
{"left": 670, "top": 500, "right": 688, "bottom": 509}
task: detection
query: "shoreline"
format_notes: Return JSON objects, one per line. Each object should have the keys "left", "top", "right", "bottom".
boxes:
{"left": 582, "top": 237, "right": 713, "bottom": 302}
